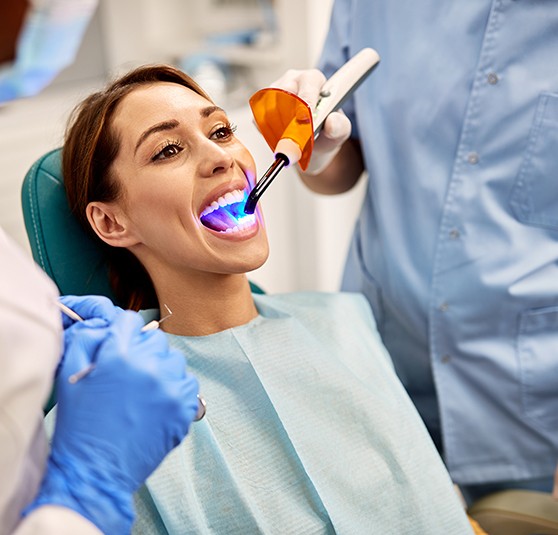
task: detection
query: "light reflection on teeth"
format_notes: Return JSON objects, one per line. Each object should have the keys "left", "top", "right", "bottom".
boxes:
{"left": 199, "top": 187, "right": 258, "bottom": 233}
{"left": 201, "top": 189, "right": 246, "bottom": 216}
{"left": 224, "top": 218, "right": 256, "bottom": 233}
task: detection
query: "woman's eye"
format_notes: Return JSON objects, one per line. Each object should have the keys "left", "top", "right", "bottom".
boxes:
{"left": 211, "top": 123, "right": 237, "bottom": 141}
{"left": 152, "top": 143, "right": 183, "bottom": 161}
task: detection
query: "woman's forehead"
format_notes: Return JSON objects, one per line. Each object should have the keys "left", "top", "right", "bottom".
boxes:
{"left": 115, "top": 82, "right": 212, "bottom": 124}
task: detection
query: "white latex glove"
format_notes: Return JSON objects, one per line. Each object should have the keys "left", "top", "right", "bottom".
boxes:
{"left": 270, "top": 68, "right": 352, "bottom": 175}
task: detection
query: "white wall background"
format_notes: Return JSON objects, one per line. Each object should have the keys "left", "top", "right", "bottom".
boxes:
{"left": 0, "top": 0, "right": 366, "bottom": 295}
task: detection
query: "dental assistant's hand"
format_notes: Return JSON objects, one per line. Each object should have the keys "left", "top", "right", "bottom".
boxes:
{"left": 270, "top": 68, "right": 352, "bottom": 176}
{"left": 25, "top": 308, "right": 199, "bottom": 534}
{"left": 54, "top": 295, "right": 121, "bottom": 379}
{"left": 58, "top": 294, "right": 119, "bottom": 329}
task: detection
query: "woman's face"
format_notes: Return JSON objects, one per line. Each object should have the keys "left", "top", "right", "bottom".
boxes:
{"left": 96, "top": 82, "right": 269, "bottom": 277}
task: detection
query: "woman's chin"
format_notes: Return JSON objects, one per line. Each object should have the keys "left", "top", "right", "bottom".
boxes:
{"left": 231, "top": 244, "right": 270, "bottom": 275}
{"left": 201, "top": 225, "right": 269, "bottom": 273}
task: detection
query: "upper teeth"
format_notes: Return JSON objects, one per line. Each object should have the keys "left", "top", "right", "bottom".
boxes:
{"left": 201, "top": 189, "right": 245, "bottom": 216}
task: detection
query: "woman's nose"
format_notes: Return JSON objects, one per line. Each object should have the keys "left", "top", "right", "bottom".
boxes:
{"left": 198, "top": 140, "right": 234, "bottom": 177}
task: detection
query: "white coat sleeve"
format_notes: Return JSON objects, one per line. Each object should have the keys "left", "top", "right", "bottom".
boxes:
{"left": 0, "top": 228, "right": 61, "bottom": 535}
{"left": 13, "top": 506, "right": 101, "bottom": 535}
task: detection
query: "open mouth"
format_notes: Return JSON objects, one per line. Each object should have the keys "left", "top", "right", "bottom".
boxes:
{"left": 200, "top": 189, "right": 257, "bottom": 233}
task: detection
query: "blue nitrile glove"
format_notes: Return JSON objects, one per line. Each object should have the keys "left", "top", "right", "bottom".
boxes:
{"left": 58, "top": 294, "right": 119, "bottom": 329}
{"left": 52, "top": 295, "right": 121, "bottom": 381}
{"left": 25, "top": 308, "right": 199, "bottom": 534}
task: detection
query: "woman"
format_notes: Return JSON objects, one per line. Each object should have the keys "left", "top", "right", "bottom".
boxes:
{"left": 62, "top": 65, "right": 474, "bottom": 534}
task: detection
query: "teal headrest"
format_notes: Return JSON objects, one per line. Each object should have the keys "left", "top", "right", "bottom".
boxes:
{"left": 21, "top": 148, "right": 117, "bottom": 302}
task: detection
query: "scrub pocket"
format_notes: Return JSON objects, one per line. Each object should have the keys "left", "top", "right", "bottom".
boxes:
{"left": 510, "top": 92, "right": 558, "bottom": 231}
{"left": 517, "top": 305, "right": 558, "bottom": 431}
{"left": 342, "top": 226, "right": 385, "bottom": 331}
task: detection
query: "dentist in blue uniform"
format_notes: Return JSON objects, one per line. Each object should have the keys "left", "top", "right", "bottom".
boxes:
{"left": 271, "top": 0, "right": 558, "bottom": 504}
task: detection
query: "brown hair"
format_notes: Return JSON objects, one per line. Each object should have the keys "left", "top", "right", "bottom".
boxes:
{"left": 63, "top": 64, "right": 212, "bottom": 310}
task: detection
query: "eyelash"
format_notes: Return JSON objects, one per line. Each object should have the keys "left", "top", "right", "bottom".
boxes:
{"left": 150, "top": 123, "right": 238, "bottom": 162}
{"left": 152, "top": 139, "right": 184, "bottom": 162}
{"left": 211, "top": 122, "right": 237, "bottom": 140}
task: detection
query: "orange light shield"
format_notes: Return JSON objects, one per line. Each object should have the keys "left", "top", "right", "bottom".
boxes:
{"left": 249, "top": 88, "right": 314, "bottom": 171}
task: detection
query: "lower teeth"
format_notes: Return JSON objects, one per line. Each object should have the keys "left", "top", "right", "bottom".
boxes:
{"left": 201, "top": 213, "right": 256, "bottom": 233}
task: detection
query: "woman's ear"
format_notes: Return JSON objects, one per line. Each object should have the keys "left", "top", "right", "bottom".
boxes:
{"left": 86, "top": 201, "right": 139, "bottom": 248}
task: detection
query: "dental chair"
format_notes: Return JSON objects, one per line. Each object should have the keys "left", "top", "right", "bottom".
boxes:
{"left": 21, "top": 148, "right": 116, "bottom": 301}
{"left": 20, "top": 148, "right": 558, "bottom": 535}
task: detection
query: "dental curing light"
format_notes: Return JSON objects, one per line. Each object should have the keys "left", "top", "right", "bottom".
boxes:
{"left": 244, "top": 47, "right": 380, "bottom": 214}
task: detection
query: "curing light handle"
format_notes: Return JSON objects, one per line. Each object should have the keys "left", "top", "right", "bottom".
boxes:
{"left": 312, "top": 47, "right": 380, "bottom": 136}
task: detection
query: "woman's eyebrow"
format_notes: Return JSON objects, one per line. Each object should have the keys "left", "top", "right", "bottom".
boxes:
{"left": 134, "top": 107, "right": 225, "bottom": 155}
{"left": 134, "top": 119, "right": 179, "bottom": 155}
{"left": 201, "top": 105, "right": 225, "bottom": 118}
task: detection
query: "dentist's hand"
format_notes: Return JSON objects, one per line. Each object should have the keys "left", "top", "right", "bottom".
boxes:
{"left": 270, "top": 68, "right": 352, "bottom": 175}
{"left": 25, "top": 307, "right": 199, "bottom": 534}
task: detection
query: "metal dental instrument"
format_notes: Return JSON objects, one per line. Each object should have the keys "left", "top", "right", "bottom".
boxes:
{"left": 57, "top": 301, "right": 85, "bottom": 323}
{"left": 244, "top": 48, "right": 380, "bottom": 215}
{"left": 56, "top": 301, "right": 206, "bottom": 421}
{"left": 140, "top": 304, "right": 174, "bottom": 332}
{"left": 59, "top": 302, "right": 174, "bottom": 383}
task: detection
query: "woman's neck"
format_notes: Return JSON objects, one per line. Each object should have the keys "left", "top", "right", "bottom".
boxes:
{"left": 153, "top": 271, "right": 258, "bottom": 336}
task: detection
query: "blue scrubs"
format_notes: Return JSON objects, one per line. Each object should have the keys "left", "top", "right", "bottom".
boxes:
{"left": 319, "top": 0, "right": 558, "bottom": 487}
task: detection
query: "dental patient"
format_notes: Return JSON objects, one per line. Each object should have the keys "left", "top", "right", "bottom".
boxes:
{"left": 61, "top": 65, "right": 474, "bottom": 534}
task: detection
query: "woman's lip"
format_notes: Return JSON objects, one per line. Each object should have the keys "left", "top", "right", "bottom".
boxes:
{"left": 202, "top": 218, "right": 260, "bottom": 241}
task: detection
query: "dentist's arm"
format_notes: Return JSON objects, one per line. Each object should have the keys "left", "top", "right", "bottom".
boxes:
{"left": 270, "top": 68, "right": 364, "bottom": 194}
{"left": 21, "top": 302, "right": 199, "bottom": 534}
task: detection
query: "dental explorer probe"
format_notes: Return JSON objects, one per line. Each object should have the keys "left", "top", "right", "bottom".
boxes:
{"left": 56, "top": 301, "right": 207, "bottom": 421}
{"left": 244, "top": 48, "right": 380, "bottom": 215}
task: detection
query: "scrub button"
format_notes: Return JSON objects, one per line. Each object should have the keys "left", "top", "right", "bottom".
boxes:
{"left": 467, "top": 152, "right": 479, "bottom": 165}
{"left": 449, "top": 228, "right": 461, "bottom": 240}
{"left": 487, "top": 72, "right": 499, "bottom": 85}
